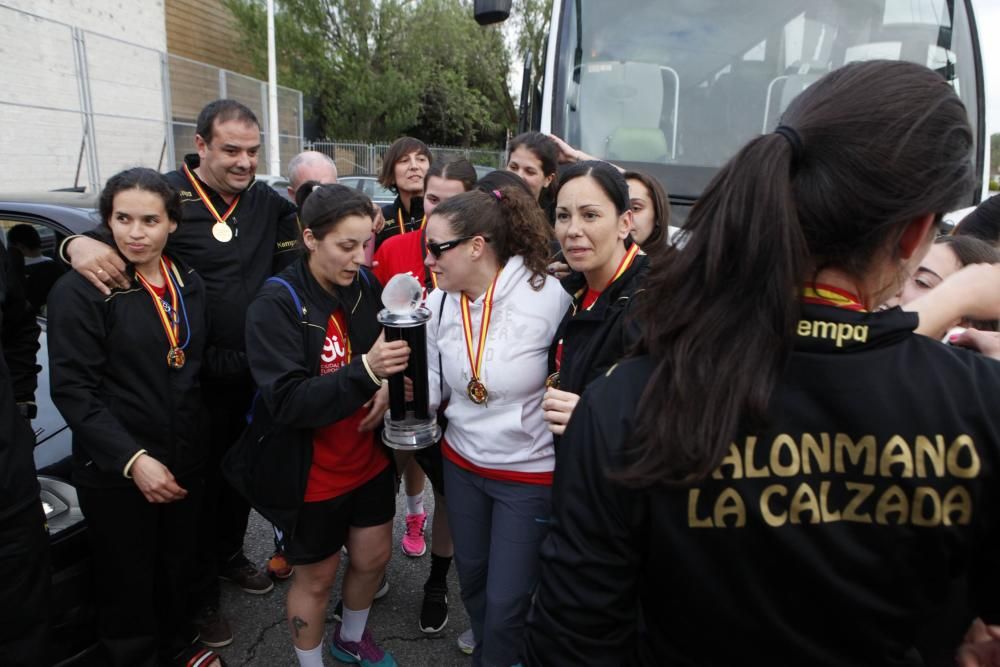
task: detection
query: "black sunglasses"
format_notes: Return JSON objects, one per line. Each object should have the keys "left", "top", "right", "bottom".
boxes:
{"left": 427, "top": 236, "right": 488, "bottom": 259}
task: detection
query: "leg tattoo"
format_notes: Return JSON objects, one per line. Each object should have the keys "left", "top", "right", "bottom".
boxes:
{"left": 291, "top": 615, "right": 308, "bottom": 639}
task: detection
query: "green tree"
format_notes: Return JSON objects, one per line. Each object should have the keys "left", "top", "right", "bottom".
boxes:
{"left": 224, "top": 0, "right": 514, "bottom": 145}
{"left": 512, "top": 0, "right": 553, "bottom": 90}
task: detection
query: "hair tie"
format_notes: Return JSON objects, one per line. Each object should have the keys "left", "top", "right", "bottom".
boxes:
{"left": 311, "top": 183, "right": 322, "bottom": 193}
{"left": 492, "top": 189, "right": 502, "bottom": 201}
{"left": 773, "top": 125, "right": 804, "bottom": 170}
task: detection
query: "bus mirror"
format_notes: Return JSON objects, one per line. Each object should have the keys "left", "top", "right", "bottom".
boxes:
{"left": 474, "top": 0, "right": 512, "bottom": 25}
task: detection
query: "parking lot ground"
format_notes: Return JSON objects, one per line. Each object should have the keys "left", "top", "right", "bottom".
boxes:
{"left": 217, "top": 490, "right": 471, "bottom": 666}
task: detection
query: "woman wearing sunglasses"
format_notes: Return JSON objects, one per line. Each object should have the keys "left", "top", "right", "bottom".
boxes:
{"left": 423, "top": 186, "right": 570, "bottom": 667}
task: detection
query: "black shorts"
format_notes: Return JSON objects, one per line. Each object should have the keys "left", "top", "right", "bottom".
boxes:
{"left": 282, "top": 465, "right": 395, "bottom": 566}
{"left": 413, "top": 441, "right": 445, "bottom": 498}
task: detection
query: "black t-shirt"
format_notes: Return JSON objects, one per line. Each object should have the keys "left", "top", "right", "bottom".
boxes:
{"left": 377, "top": 195, "right": 424, "bottom": 250}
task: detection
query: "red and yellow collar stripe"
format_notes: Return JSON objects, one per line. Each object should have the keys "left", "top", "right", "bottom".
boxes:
{"left": 802, "top": 283, "right": 866, "bottom": 312}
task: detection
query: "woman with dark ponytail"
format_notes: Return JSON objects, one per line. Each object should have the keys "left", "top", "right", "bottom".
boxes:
{"left": 524, "top": 60, "right": 1000, "bottom": 665}
{"left": 423, "top": 186, "right": 570, "bottom": 666}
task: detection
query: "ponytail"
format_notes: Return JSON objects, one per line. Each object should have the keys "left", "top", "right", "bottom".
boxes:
{"left": 431, "top": 186, "right": 554, "bottom": 290}
{"left": 624, "top": 60, "right": 974, "bottom": 486}
{"left": 626, "top": 133, "right": 806, "bottom": 486}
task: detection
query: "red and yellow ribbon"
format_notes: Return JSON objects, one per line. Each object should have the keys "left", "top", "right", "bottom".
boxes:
{"left": 460, "top": 270, "right": 502, "bottom": 387}
{"left": 135, "top": 258, "right": 181, "bottom": 352}
{"left": 802, "top": 283, "right": 866, "bottom": 312}
{"left": 183, "top": 163, "right": 240, "bottom": 225}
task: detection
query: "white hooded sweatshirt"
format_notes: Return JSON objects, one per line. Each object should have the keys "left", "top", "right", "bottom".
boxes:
{"left": 427, "top": 255, "right": 571, "bottom": 476}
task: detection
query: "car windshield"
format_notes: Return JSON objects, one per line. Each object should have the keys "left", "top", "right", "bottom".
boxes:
{"left": 553, "top": 0, "right": 980, "bottom": 202}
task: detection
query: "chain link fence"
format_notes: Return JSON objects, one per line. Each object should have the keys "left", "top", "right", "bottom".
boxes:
{"left": 307, "top": 141, "right": 506, "bottom": 177}
{"left": 0, "top": 3, "right": 303, "bottom": 192}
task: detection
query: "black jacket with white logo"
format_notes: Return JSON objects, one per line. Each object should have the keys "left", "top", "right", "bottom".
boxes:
{"left": 525, "top": 304, "right": 1000, "bottom": 666}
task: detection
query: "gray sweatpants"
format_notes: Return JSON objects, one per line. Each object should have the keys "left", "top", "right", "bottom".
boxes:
{"left": 444, "top": 459, "right": 552, "bottom": 667}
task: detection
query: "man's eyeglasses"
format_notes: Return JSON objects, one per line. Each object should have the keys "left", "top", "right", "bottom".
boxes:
{"left": 427, "top": 236, "right": 488, "bottom": 259}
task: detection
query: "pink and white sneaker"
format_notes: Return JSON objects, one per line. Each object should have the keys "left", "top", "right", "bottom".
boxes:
{"left": 401, "top": 511, "right": 427, "bottom": 557}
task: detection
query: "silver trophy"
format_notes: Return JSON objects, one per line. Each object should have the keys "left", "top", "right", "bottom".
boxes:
{"left": 378, "top": 274, "right": 440, "bottom": 450}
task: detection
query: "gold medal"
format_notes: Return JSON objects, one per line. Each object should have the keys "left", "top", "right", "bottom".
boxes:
{"left": 460, "top": 269, "right": 502, "bottom": 408}
{"left": 467, "top": 379, "right": 488, "bottom": 405}
{"left": 167, "top": 347, "right": 186, "bottom": 370}
{"left": 545, "top": 372, "right": 560, "bottom": 389}
{"left": 183, "top": 163, "right": 240, "bottom": 245}
{"left": 212, "top": 222, "right": 233, "bottom": 243}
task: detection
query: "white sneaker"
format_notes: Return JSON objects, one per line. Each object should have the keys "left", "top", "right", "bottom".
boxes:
{"left": 457, "top": 628, "right": 476, "bottom": 655}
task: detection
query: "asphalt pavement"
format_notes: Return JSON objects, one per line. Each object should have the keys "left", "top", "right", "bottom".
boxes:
{"left": 215, "top": 490, "right": 472, "bottom": 666}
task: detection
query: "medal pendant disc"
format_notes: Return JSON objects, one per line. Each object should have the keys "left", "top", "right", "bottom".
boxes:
{"left": 212, "top": 222, "right": 233, "bottom": 243}
{"left": 167, "top": 347, "right": 186, "bottom": 370}
{"left": 467, "top": 379, "right": 488, "bottom": 405}
{"left": 545, "top": 372, "right": 560, "bottom": 389}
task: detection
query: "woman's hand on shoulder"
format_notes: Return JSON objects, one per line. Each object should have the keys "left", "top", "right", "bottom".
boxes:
{"left": 130, "top": 454, "right": 187, "bottom": 503}
{"left": 366, "top": 331, "right": 410, "bottom": 379}
{"left": 542, "top": 387, "right": 581, "bottom": 435}
{"left": 949, "top": 328, "right": 1000, "bottom": 360}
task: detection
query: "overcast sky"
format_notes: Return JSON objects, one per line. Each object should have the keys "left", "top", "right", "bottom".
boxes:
{"left": 974, "top": 0, "right": 999, "bottom": 137}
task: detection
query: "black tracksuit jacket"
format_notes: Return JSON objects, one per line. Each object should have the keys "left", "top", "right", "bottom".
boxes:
{"left": 525, "top": 304, "right": 1000, "bottom": 666}
{"left": 83, "top": 155, "right": 300, "bottom": 373}
{"left": 547, "top": 254, "right": 649, "bottom": 396}
{"left": 377, "top": 195, "right": 424, "bottom": 250}
{"left": 0, "top": 242, "right": 41, "bottom": 520}
{"left": 239, "top": 258, "right": 384, "bottom": 535}
{"left": 46, "top": 257, "right": 234, "bottom": 487}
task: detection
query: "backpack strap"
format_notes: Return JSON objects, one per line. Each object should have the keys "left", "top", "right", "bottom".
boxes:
{"left": 266, "top": 276, "right": 305, "bottom": 316}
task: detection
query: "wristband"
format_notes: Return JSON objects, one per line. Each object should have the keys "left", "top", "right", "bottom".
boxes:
{"left": 123, "top": 449, "right": 148, "bottom": 479}
{"left": 58, "top": 235, "right": 83, "bottom": 264}
{"left": 361, "top": 354, "right": 382, "bottom": 387}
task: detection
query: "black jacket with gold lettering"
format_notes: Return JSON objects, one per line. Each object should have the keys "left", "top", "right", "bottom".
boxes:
{"left": 524, "top": 303, "right": 1000, "bottom": 667}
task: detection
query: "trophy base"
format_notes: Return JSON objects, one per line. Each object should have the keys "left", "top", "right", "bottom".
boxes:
{"left": 382, "top": 412, "right": 441, "bottom": 451}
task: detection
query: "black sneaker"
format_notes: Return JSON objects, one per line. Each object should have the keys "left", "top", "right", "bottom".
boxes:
{"left": 219, "top": 553, "right": 274, "bottom": 595}
{"left": 194, "top": 605, "right": 233, "bottom": 648}
{"left": 419, "top": 581, "right": 449, "bottom": 634}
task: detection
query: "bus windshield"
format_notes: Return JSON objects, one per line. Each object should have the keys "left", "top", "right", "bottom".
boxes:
{"left": 551, "top": 0, "right": 981, "bottom": 205}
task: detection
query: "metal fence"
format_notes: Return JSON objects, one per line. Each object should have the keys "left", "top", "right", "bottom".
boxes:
{"left": 307, "top": 141, "right": 506, "bottom": 177}
{"left": 0, "top": 3, "right": 303, "bottom": 193}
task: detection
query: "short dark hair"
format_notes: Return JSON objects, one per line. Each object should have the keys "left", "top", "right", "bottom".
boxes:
{"left": 296, "top": 182, "right": 374, "bottom": 240}
{"left": 99, "top": 167, "right": 182, "bottom": 227}
{"left": 378, "top": 137, "right": 432, "bottom": 190}
{"left": 555, "top": 160, "right": 631, "bottom": 215}
{"left": 624, "top": 170, "right": 671, "bottom": 249}
{"left": 196, "top": 100, "right": 260, "bottom": 145}
{"left": 424, "top": 158, "right": 477, "bottom": 192}
{"left": 7, "top": 224, "right": 41, "bottom": 250}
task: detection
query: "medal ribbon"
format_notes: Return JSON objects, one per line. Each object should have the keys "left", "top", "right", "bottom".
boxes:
{"left": 182, "top": 163, "right": 240, "bottom": 226}
{"left": 328, "top": 311, "right": 352, "bottom": 362}
{"left": 395, "top": 208, "right": 427, "bottom": 234}
{"left": 802, "top": 283, "right": 866, "bottom": 312}
{"left": 460, "top": 270, "right": 502, "bottom": 387}
{"left": 135, "top": 258, "right": 181, "bottom": 352}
